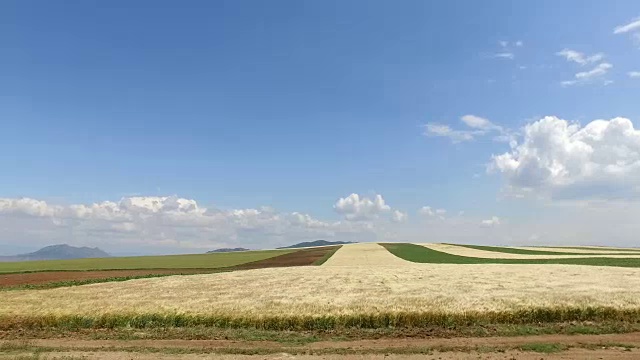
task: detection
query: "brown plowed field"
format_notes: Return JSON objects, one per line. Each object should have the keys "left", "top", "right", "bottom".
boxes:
{"left": 0, "top": 246, "right": 338, "bottom": 288}
{"left": 234, "top": 245, "right": 339, "bottom": 269}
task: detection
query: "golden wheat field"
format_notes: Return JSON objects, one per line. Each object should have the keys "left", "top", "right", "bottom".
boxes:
{"left": 3, "top": 243, "right": 640, "bottom": 320}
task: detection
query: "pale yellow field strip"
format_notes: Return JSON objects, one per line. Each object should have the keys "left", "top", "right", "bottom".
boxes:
{"left": 3, "top": 263, "right": 640, "bottom": 317}
{"left": 511, "top": 246, "right": 640, "bottom": 254}
{"left": 559, "top": 245, "right": 640, "bottom": 251}
{"left": 417, "top": 243, "right": 640, "bottom": 259}
{"left": 321, "top": 242, "right": 417, "bottom": 267}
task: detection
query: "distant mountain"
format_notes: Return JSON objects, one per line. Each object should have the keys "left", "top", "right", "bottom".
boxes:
{"left": 278, "top": 240, "right": 354, "bottom": 249}
{"left": 0, "top": 244, "right": 110, "bottom": 262}
{"left": 207, "top": 247, "right": 250, "bottom": 253}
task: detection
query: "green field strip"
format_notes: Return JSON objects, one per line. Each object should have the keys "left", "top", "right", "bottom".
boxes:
{"left": 0, "top": 249, "right": 294, "bottom": 274}
{"left": 382, "top": 243, "right": 640, "bottom": 267}
{"left": 312, "top": 245, "right": 342, "bottom": 265}
{"left": 447, "top": 243, "right": 640, "bottom": 256}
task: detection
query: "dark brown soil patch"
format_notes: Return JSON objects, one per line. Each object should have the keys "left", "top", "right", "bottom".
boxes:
{"left": 234, "top": 246, "right": 340, "bottom": 269}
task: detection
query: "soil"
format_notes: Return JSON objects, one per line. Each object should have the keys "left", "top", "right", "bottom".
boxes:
{"left": 1, "top": 350, "right": 638, "bottom": 359}
{"left": 0, "top": 246, "right": 339, "bottom": 287}
{"left": 1, "top": 332, "right": 639, "bottom": 359}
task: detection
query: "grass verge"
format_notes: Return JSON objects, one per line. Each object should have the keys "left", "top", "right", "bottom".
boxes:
{"left": 3, "top": 307, "right": 640, "bottom": 331}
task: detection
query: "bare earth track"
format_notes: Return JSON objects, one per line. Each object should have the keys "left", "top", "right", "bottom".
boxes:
{"left": 2, "top": 332, "right": 640, "bottom": 359}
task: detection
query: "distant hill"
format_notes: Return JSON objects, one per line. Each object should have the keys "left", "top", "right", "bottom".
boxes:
{"left": 278, "top": 240, "right": 354, "bottom": 249}
{"left": 207, "top": 248, "right": 250, "bottom": 253}
{"left": 0, "top": 244, "right": 110, "bottom": 262}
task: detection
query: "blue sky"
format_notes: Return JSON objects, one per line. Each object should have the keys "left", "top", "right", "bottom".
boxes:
{"left": 2, "top": 1, "right": 640, "bottom": 254}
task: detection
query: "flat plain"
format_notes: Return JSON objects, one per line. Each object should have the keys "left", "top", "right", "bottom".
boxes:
{"left": 3, "top": 242, "right": 640, "bottom": 359}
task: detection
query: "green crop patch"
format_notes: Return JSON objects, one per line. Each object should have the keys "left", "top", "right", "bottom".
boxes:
{"left": 381, "top": 243, "right": 640, "bottom": 267}
{"left": 0, "top": 249, "right": 293, "bottom": 274}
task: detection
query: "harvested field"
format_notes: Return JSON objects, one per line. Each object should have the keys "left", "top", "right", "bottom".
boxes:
{"left": 322, "top": 243, "right": 414, "bottom": 267}
{"left": 419, "top": 243, "right": 640, "bottom": 259}
{"left": 0, "top": 247, "right": 339, "bottom": 288}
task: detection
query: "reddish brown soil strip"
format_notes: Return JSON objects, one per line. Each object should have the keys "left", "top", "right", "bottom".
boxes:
{"left": 9, "top": 349, "right": 636, "bottom": 360}
{"left": 0, "top": 269, "right": 218, "bottom": 287}
{"left": 234, "top": 246, "right": 340, "bottom": 269}
{"left": 9, "top": 350, "right": 640, "bottom": 360}
{"left": 11, "top": 331, "right": 638, "bottom": 350}
{"left": 0, "top": 246, "right": 339, "bottom": 287}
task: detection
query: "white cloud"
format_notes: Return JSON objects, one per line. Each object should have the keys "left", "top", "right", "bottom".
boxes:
{"left": 499, "top": 40, "right": 508, "bottom": 48}
{"left": 561, "top": 63, "right": 612, "bottom": 86}
{"left": 481, "top": 216, "right": 501, "bottom": 226}
{"left": 423, "top": 123, "right": 479, "bottom": 143}
{"left": 0, "top": 196, "right": 369, "bottom": 254}
{"left": 333, "top": 193, "right": 391, "bottom": 221}
{"left": 629, "top": 71, "right": 640, "bottom": 78}
{"left": 515, "top": 41, "right": 523, "bottom": 47}
{"left": 425, "top": 115, "right": 512, "bottom": 143}
{"left": 461, "top": 115, "right": 501, "bottom": 131}
{"left": 391, "top": 210, "right": 408, "bottom": 223}
{"left": 614, "top": 17, "right": 640, "bottom": 34}
{"left": 494, "top": 52, "right": 514, "bottom": 60}
{"left": 490, "top": 116, "right": 640, "bottom": 200}
{"left": 556, "top": 49, "right": 604, "bottom": 65}
{"left": 418, "top": 206, "right": 446, "bottom": 217}
{"left": 418, "top": 206, "right": 434, "bottom": 216}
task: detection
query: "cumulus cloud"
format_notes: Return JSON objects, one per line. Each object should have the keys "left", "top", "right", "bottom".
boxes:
{"left": 333, "top": 194, "right": 391, "bottom": 221}
{"left": 490, "top": 116, "right": 640, "bottom": 200}
{"left": 0, "top": 196, "right": 373, "bottom": 254}
{"left": 629, "top": 71, "right": 640, "bottom": 78}
{"left": 418, "top": 206, "right": 446, "bottom": 217}
{"left": 556, "top": 49, "right": 605, "bottom": 65}
{"left": 481, "top": 216, "right": 501, "bottom": 226}
{"left": 391, "top": 210, "right": 408, "bottom": 223}
{"left": 425, "top": 115, "right": 512, "bottom": 143}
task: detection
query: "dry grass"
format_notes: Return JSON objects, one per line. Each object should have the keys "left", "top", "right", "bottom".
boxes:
{"left": 419, "top": 244, "right": 640, "bottom": 259}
